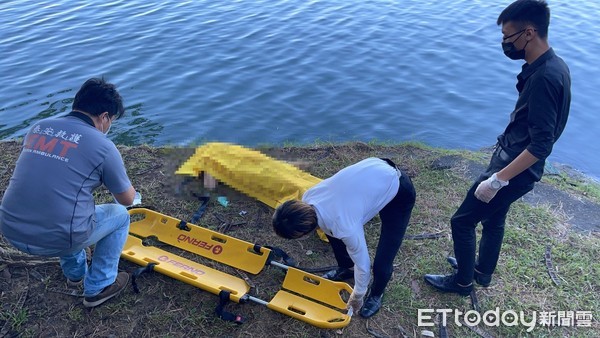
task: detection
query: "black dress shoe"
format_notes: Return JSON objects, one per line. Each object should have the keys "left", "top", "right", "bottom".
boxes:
{"left": 446, "top": 256, "right": 459, "bottom": 269}
{"left": 359, "top": 294, "right": 383, "bottom": 318}
{"left": 446, "top": 256, "right": 492, "bottom": 287}
{"left": 322, "top": 267, "right": 354, "bottom": 281}
{"left": 424, "top": 274, "right": 473, "bottom": 296}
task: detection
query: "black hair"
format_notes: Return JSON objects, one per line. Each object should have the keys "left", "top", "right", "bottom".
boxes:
{"left": 497, "top": 0, "right": 550, "bottom": 39}
{"left": 72, "top": 77, "right": 125, "bottom": 119}
{"left": 272, "top": 200, "right": 318, "bottom": 239}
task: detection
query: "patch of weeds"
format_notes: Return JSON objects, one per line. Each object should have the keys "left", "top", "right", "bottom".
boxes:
{"left": 411, "top": 168, "right": 471, "bottom": 221}
{"left": 385, "top": 282, "right": 427, "bottom": 314}
{"left": 455, "top": 148, "right": 493, "bottom": 165}
{"left": 180, "top": 306, "right": 237, "bottom": 337}
{"left": 146, "top": 311, "right": 177, "bottom": 328}
{"left": 19, "top": 328, "right": 36, "bottom": 338}
{"left": 66, "top": 304, "right": 83, "bottom": 322}
{"left": 103, "top": 294, "right": 137, "bottom": 314}
{"left": 0, "top": 308, "right": 28, "bottom": 332}
{"left": 543, "top": 173, "right": 600, "bottom": 204}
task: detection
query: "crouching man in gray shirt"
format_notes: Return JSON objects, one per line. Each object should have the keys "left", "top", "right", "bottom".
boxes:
{"left": 0, "top": 78, "right": 135, "bottom": 308}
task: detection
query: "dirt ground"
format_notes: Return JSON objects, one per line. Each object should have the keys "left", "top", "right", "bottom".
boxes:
{"left": 1, "top": 140, "right": 598, "bottom": 337}
{"left": 0, "top": 141, "right": 427, "bottom": 338}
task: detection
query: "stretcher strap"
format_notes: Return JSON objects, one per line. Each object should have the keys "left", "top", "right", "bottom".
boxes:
{"left": 131, "top": 263, "right": 156, "bottom": 293}
{"left": 176, "top": 220, "right": 190, "bottom": 231}
{"left": 215, "top": 290, "right": 245, "bottom": 325}
{"left": 191, "top": 195, "right": 210, "bottom": 224}
{"left": 259, "top": 245, "right": 298, "bottom": 267}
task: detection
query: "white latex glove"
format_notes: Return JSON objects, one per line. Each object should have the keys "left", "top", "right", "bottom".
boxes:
{"left": 474, "top": 173, "right": 509, "bottom": 203}
{"left": 346, "top": 291, "right": 365, "bottom": 316}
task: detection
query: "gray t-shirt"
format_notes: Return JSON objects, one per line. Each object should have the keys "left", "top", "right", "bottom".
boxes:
{"left": 0, "top": 114, "right": 131, "bottom": 249}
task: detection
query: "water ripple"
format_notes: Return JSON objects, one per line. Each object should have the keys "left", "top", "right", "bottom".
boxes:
{"left": 0, "top": 0, "right": 599, "bottom": 178}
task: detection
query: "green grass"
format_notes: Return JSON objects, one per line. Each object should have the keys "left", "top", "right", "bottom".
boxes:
{"left": 66, "top": 304, "right": 84, "bottom": 322}
{"left": 542, "top": 173, "right": 600, "bottom": 204}
{"left": 0, "top": 308, "right": 28, "bottom": 332}
{"left": 411, "top": 198, "right": 600, "bottom": 337}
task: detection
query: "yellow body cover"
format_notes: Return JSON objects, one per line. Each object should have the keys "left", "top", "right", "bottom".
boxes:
{"left": 176, "top": 142, "right": 321, "bottom": 208}
{"left": 176, "top": 142, "right": 329, "bottom": 241}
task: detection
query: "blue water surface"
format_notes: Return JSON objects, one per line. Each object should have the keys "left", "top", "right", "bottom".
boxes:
{"left": 1, "top": 0, "right": 599, "bottom": 179}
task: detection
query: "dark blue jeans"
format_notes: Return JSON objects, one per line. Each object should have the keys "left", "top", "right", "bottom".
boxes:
{"left": 326, "top": 168, "right": 416, "bottom": 297}
{"left": 451, "top": 158, "right": 535, "bottom": 285}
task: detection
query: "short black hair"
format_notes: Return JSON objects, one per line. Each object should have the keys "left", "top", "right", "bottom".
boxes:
{"left": 497, "top": 0, "right": 550, "bottom": 39}
{"left": 72, "top": 77, "right": 125, "bottom": 119}
{"left": 272, "top": 200, "right": 318, "bottom": 239}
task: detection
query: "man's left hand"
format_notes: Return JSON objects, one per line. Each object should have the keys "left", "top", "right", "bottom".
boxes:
{"left": 474, "top": 173, "right": 509, "bottom": 203}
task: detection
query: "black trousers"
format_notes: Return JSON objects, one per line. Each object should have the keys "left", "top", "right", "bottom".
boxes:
{"left": 451, "top": 152, "right": 535, "bottom": 285}
{"left": 326, "top": 159, "right": 416, "bottom": 297}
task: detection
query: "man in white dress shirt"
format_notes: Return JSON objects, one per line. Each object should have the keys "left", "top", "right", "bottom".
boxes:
{"left": 272, "top": 157, "right": 416, "bottom": 318}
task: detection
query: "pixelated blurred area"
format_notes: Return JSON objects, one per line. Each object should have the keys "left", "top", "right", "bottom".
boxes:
{"left": 173, "top": 143, "right": 322, "bottom": 210}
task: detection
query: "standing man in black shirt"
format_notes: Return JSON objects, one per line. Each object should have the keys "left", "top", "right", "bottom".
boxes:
{"left": 424, "top": 0, "right": 571, "bottom": 296}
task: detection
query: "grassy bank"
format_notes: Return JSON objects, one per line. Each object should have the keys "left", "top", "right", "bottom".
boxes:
{"left": 1, "top": 140, "right": 598, "bottom": 337}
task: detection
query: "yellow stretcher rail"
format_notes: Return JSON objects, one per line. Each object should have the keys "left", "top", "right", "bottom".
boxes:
{"left": 266, "top": 262, "right": 352, "bottom": 327}
{"left": 176, "top": 142, "right": 322, "bottom": 208}
{"left": 122, "top": 235, "right": 250, "bottom": 302}
{"left": 128, "top": 208, "right": 270, "bottom": 275}
{"left": 123, "top": 208, "right": 353, "bottom": 329}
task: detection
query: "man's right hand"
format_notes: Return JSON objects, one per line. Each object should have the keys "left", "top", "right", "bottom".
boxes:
{"left": 346, "top": 291, "right": 365, "bottom": 316}
{"left": 474, "top": 173, "right": 508, "bottom": 203}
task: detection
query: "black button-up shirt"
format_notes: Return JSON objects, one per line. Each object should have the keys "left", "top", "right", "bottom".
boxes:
{"left": 497, "top": 48, "right": 571, "bottom": 181}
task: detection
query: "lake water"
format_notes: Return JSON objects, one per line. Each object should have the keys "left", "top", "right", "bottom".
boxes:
{"left": 1, "top": 1, "right": 599, "bottom": 179}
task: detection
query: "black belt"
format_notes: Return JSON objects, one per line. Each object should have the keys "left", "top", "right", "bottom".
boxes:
{"left": 380, "top": 158, "right": 403, "bottom": 179}
{"left": 494, "top": 146, "right": 514, "bottom": 163}
{"left": 380, "top": 157, "right": 397, "bottom": 169}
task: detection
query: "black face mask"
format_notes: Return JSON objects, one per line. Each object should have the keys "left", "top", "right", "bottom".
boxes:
{"left": 501, "top": 30, "right": 528, "bottom": 60}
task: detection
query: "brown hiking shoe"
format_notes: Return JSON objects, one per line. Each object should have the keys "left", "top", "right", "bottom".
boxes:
{"left": 83, "top": 272, "right": 129, "bottom": 308}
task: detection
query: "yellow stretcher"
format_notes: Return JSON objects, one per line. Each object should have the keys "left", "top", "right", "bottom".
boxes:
{"left": 176, "top": 142, "right": 329, "bottom": 241}
{"left": 122, "top": 208, "right": 352, "bottom": 329}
